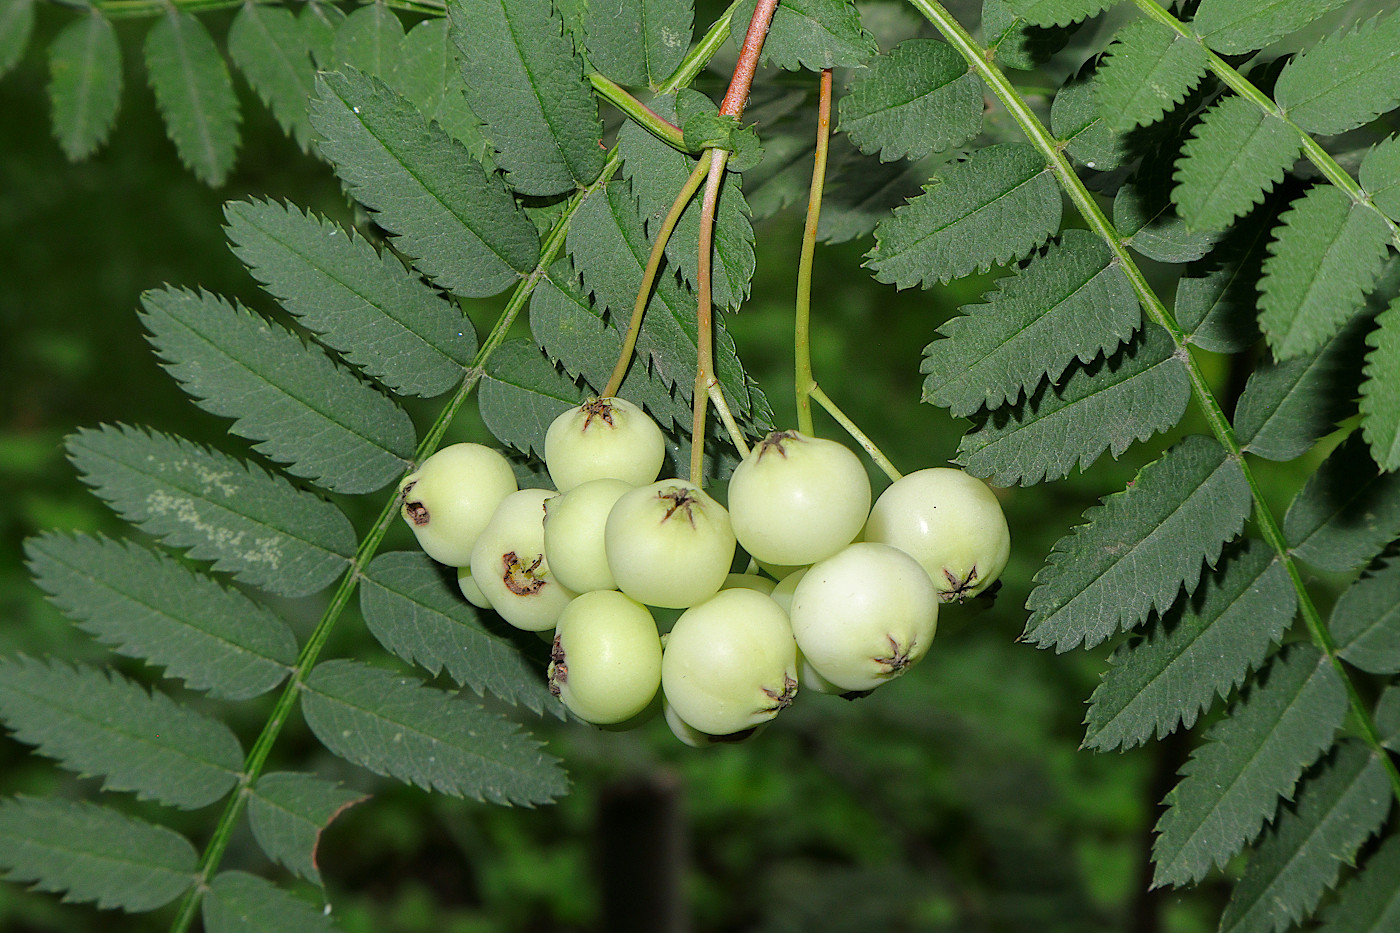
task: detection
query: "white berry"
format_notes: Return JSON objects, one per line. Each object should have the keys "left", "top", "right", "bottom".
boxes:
{"left": 470, "top": 488, "right": 577, "bottom": 631}
{"left": 605, "top": 480, "right": 736, "bottom": 608}
{"left": 544, "top": 397, "right": 666, "bottom": 492}
{"left": 547, "top": 591, "right": 661, "bottom": 725}
{"left": 398, "top": 443, "right": 518, "bottom": 566}
{"left": 542, "top": 478, "right": 632, "bottom": 593}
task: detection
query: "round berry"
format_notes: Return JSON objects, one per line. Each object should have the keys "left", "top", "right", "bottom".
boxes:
{"left": 547, "top": 591, "right": 661, "bottom": 725}
{"left": 470, "top": 488, "right": 577, "bottom": 631}
{"left": 456, "top": 566, "right": 492, "bottom": 609}
{"left": 605, "top": 480, "right": 736, "bottom": 609}
{"left": 721, "top": 573, "right": 777, "bottom": 596}
{"left": 542, "top": 478, "right": 632, "bottom": 593}
{"left": 663, "top": 699, "right": 764, "bottom": 747}
{"left": 398, "top": 443, "right": 517, "bottom": 566}
{"left": 545, "top": 397, "right": 666, "bottom": 492}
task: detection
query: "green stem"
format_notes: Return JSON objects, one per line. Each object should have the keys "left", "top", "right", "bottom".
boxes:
{"left": 588, "top": 72, "right": 688, "bottom": 153}
{"left": 809, "top": 385, "right": 901, "bottom": 481}
{"left": 794, "top": 68, "right": 833, "bottom": 437}
{"left": 690, "top": 148, "right": 732, "bottom": 484}
{"left": 906, "top": 0, "right": 1400, "bottom": 800}
{"left": 707, "top": 382, "right": 751, "bottom": 458}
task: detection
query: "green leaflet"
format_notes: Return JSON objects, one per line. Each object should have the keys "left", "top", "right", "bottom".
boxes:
{"left": 956, "top": 324, "right": 1190, "bottom": 487}
{"left": 1259, "top": 185, "right": 1393, "bottom": 360}
{"left": 139, "top": 286, "right": 415, "bottom": 495}
{"left": 227, "top": 4, "right": 315, "bottom": 152}
{"left": 1114, "top": 167, "right": 1221, "bottom": 265}
{"left": 388, "top": 19, "right": 490, "bottom": 160}
{"left": 1331, "top": 554, "right": 1400, "bottom": 675}
{"left": 310, "top": 69, "right": 542, "bottom": 299}
{"left": 1094, "top": 17, "right": 1208, "bottom": 133}
{"left": 1151, "top": 645, "right": 1347, "bottom": 888}
{"left": 1234, "top": 309, "right": 1371, "bottom": 462}
{"left": 1219, "top": 741, "right": 1393, "bottom": 933}
{"left": 732, "top": 0, "right": 877, "bottom": 72}
{"left": 1317, "top": 833, "right": 1400, "bottom": 932}
{"left": 65, "top": 424, "right": 355, "bottom": 597}
{"left": 921, "top": 229, "right": 1140, "bottom": 418}
{"left": 584, "top": 0, "right": 693, "bottom": 87}
{"left": 333, "top": 1, "right": 405, "bottom": 78}
{"left": 203, "top": 872, "right": 338, "bottom": 933}
{"left": 838, "top": 38, "right": 983, "bottom": 163}
{"left": 0, "top": 657, "right": 243, "bottom": 810}
{"left": 246, "top": 773, "right": 366, "bottom": 885}
{"left": 1050, "top": 64, "right": 1130, "bottom": 172}
{"left": 1083, "top": 539, "right": 1295, "bottom": 752}
{"left": 301, "top": 1, "right": 345, "bottom": 69}
{"left": 1284, "top": 433, "right": 1400, "bottom": 573}
{"left": 359, "top": 551, "right": 563, "bottom": 717}
{"left": 1274, "top": 11, "right": 1400, "bottom": 137}
{"left": 983, "top": 0, "right": 1073, "bottom": 72}
{"left": 479, "top": 338, "right": 587, "bottom": 459}
{"left": 1361, "top": 137, "right": 1400, "bottom": 222}
{"left": 448, "top": 0, "right": 605, "bottom": 196}
{"left": 868, "top": 144, "right": 1061, "bottom": 289}
{"left": 224, "top": 198, "right": 477, "bottom": 399}
{"left": 1360, "top": 297, "right": 1400, "bottom": 470}
{"left": 816, "top": 146, "right": 930, "bottom": 244}
{"left": 47, "top": 12, "right": 122, "bottom": 161}
{"left": 1172, "top": 95, "right": 1302, "bottom": 232}
{"left": 1022, "top": 435, "right": 1252, "bottom": 652}
{"left": 0, "top": 0, "right": 33, "bottom": 79}
{"left": 24, "top": 532, "right": 296, "bottom": 700}
{"left": 0, "top": 797, "right": 196, "bottom": 912}
{"left": 1004, "top": 0, "right": 1116, "bottom": 27}
{"left": 1175, "top": 202, "right": 1276, "bottom": 353}
{"left": 300, "top": 659, "right": 569, "bottom": 806}
{"left": 144, "top": 9, "right": 240, "bottom": 186}
{"left": 1192, "top": 0, "right": 1350, "bottom": 55}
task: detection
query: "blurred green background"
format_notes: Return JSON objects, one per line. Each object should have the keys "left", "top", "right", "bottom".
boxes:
{"left": 0, "top": 3, "right": 1309, "bottom": 931}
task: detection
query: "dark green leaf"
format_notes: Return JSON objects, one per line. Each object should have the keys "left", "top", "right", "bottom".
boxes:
{"left": 1317, "top": 832, "right": 1400, "bottom": 932}
{"left": 922, "top": 229, "right": 1140, "bottom": 417}
{"left": 1152, "top": 644, "right": 1347, "bottom": 887}
{"left": 0, "top": 657, "right": 242, "bottom": 809}
{"left": 1095, "top": 18, "right": 1208, "bottom": 132}
{"left": 838, "top": 38, "right": 982, "bottom": 162}
{"left": 1332, "top": 554, "right": 1400, "bottom": 675}
{"left": 247, "top": 773, "right": 366, "bottom": 885}
{"left": 584, "top": 0, "right": 692, "bottom": 87}
{"left": 300, "top": 659, "right": 569, "bottom": 805}
{"left": 140, "top": 286, "right": 415, "bottom": 494}
{"left": 1004, "top": 0, "right": 1115, "bottom": 27}
{"left": 1172, "top": 95, "right": 1301, "bottom": 232}
{"left": 1050, "top": 64, "right": 1130, "bottom": 172}
{"left": 1220, "top": 740, "right": 1392, "bottom": 933}
{"left": 1083, "top": 539, "right": 1295, "bottom": 751}
{"left": 333, "top": 1, "right": 404, "bottom": 78}
{"left": 1114, "top": 172, "right": 1221, "bottom": 264}
{"left": 478, "top": 339, "right": 587, "bottom": 458}
{"left": 47, "top": 12, "right": 122, "bottom": 160}
{"left": 1361, "top": 297, "right": 1400, "bottom": 470}
{"left": 1285, "top": 434, "right": 1400, "bottom": 573}
{"left": 1193, "top": 0, "right": 1350, "bottom": 55}
{"left": 1259, "top": 185, "right": 1393, "bottom": 360}
{"left": 228, "top": 4, "right": 314, "bottom": 151}
{"left": 1274, "top": 11, "right": 1400, "bottom": 136}
{"left": 816, "top": 147, "right": 929, "bottom": 244}
{"left": 300, "top": 1, "right": 344, "bottom": 68}
{"left": 25, "top": 532, "right": 295, "bottom": 700}
{"left": 956, "top": 324, "right": 1190, "bottom": 486}
{"left": 733, "top": 0, "right": 877, "bottom": 72}
{"left": 0, "top": 797, "right": 196, "bottom": 912}
{"left": 983, "top": 0, "right": 1073, "bottom": 71}
{"left": 448, "top": 0, "right": 605, "bottom": 195}
{"left": 868, "top": 144, "right": 1061, "bottom": 289}
{"left": 387, "top": 18, "right": 489, "bottom": 158}
{"left": 1361, "top": 137, "right": 1400, "bottom": 222}
{"left": 65, "top": 424, "right": 354, "bottom": 597}
{"left": 144, "top": 9, "right": 240, "bottom": 186}
{"left": 360, "top": 551, "right": 562, "bottom": 716}
{"left": 203, "top": 872, "right": 338, "bottom": 933}
{"left": 1176, "top": 202, "right": 1277, "bottom": 353}
{"left": 1023, "top": 435, "right": 1252, "bottom": 652}
{"left": 310, "top": 68, "right": 542, "bottom": 298}
{"left": 0, "top": 0, "right": 33, "bottom": 79}
{"left": 225, "top": 198, "right": 476, "bottom": 399}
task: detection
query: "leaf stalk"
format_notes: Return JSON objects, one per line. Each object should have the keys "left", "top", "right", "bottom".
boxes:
{"left": 794, "top": 68, "right": 833, "bottom": 437}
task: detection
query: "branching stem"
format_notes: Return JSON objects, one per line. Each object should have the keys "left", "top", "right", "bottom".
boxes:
{"left": 810, "top": 385, "right": 902, "bottom": 482}
{"left": 794, "top": 69, "right": 833, "bottom": 437}
{"left": 588, "top": 72, "right": 688, "bottom": 152}
{"left": 905, "top": 0, "right": 1400, "bottom": 802}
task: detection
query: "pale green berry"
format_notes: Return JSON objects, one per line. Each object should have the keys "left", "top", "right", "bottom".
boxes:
{"left": 605, "top": 480, "right": 736, "bottom": 609}
{"left": 470, "top": 488, "right": 577, "bottom": 631}
{"left": 721, "top": 573, "right": 777, "bottom": 595}
{"left": 547, "top": 591, "right": 661, "bottom": 725}
{"left": 545, "top": 397, "right": 666, "bottom": 492}
{"left": 456, "top": 565, "right": 492, "bottom": 610}
{"left": 542, "top": 478, "right": 632, "bottom": 593}
{"left": 663, "top": 699, "right": 764, "bottom": 747}
{"left": 399, "top": 443, "right": 517, "bottom": 566}
{"left": 769, "top": 567, "right": 808, "bottom": 614}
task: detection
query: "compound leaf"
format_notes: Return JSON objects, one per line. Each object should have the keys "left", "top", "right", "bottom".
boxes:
{"left": 839, "top": 38, "right": 983, "bottom": 163}
{"left": 583, "top": 0, "right": 692, "bottom": 87}
{"left": 1219, "top": 740, "right": 1393, "bottom": 933}
{"left": 1259, "top": 185, "right": 1392, "bottom": 360}
{"left": 922, "top": 229, "right": 1140, "bottom": 417}
{"left": 1317, "top": 832, "right": 1400, "bottom": 932}
{"left": 247, "top": 773, "right": 366, "bottom": 885}
{"left": 956, "top": 324, "right": 1190, "bottom": 486}
{"left": 65, "top": 424, "right": 354, "bottom": 597}
{"left": 1172, "top": 95, "right": 1301, "bottom": 232}
{"left": 1361, "top": 137, "right": 1400, "bottom": 222}
{"left": 1095, "top": 17, "right": 1207, "bottom": 132}
{"left": 1083, "top": 539, "right": 1295, "bottom": 751}
{"left": 478, "top": 338, "right": 586, "bottom": 458}
{"left": 733, "top": 0, "right": 877, "bottom": 72}
{"left": 47, "top": 12, "right": 122, "bottom": 161}
{"left": 1152, "top": 644, "right": 1347, "bottom": 888}
{"left": 448, "top": 0, "right": 605, "bottom": 195}
{"left": 0, "top": 797, "right": 196, "bottom": 912}
{"left": 0, "top": 657, "right": 243, "bottom": 810}
{"left": 300, "top": 659, "right": 569, "bottom": 806}
{"left": 0, "top": 0, "right": 33, "bottom": 79}
{"left": 228, "top": 3, "right": 315, "bottom": 151}
{"left": 139, "top": 286, "right": 415, "bottom": 495}
{"left": 1023, "top": 435, "right": 1252, "bottom": 652}
{"left": 1274, "top": 12, "right": 1400, "bottom": 137}
{"left": 310, "top": 68, "right": 541, "bottom": 298}
{"left": 25, "top": 532, "right": 296, "bottom": 700}
{"left": 360, "top": 552, "right": 562, "bottom": 717}
{"left": 1285, "top": 434, "right": 1400, "bottom": 573}
{"left": 144, "top": 9, "right": 240, "bottom": 186}
{"left": 1004, "top": 0, "right": 1115, "bottom": 27}
{"left": 203, "top": 871, "right": 338, "bottom": 933}
{"left": 868, "top": 144, "right": 1061, "bottom": 289}
{"left": 1192, "top": 0, "right": 1350, "bottom": 55}
{"left": 1331, "top": 554, "right": 1400, "bottom": 675}
{"left": 1360, "top": 297, "right": 1400, "bottom": 470}
{"left": 225, "top": 198, "right": 476, "bottom": 399}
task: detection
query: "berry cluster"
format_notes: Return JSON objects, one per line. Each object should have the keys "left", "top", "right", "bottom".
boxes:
{"left": 398, "top": 397, "right": 1010, "bottom": 745}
